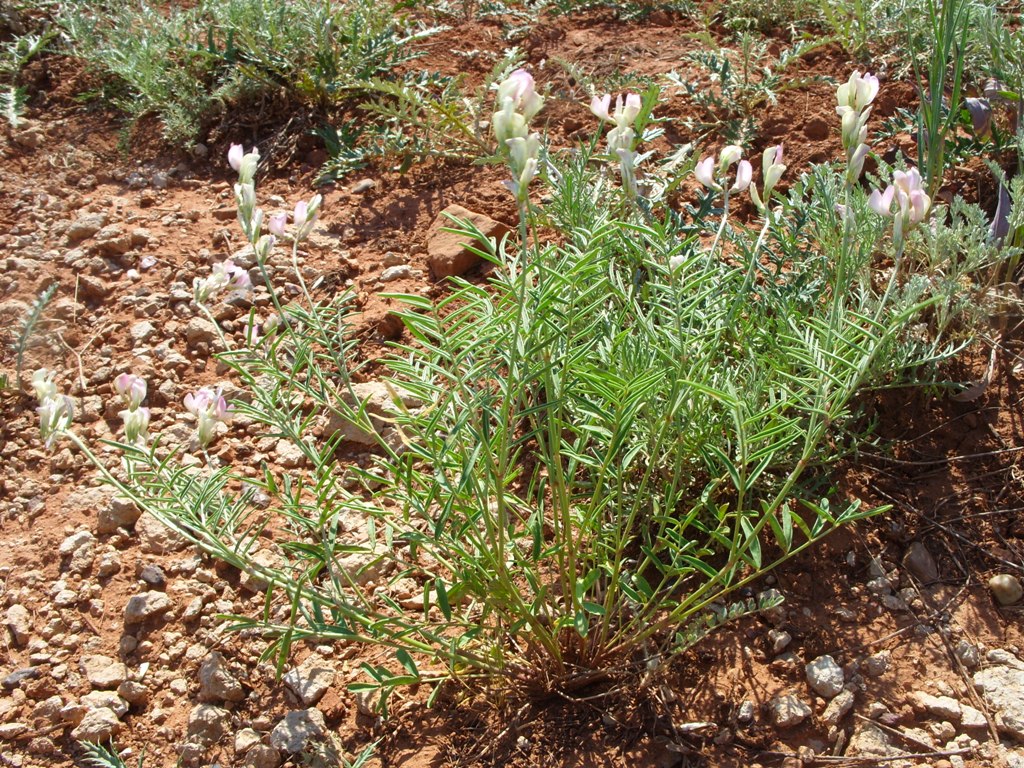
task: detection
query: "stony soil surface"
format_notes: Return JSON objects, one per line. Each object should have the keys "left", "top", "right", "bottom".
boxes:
{"left": 1, "top": 9, "right": 1024, "bottom": 768}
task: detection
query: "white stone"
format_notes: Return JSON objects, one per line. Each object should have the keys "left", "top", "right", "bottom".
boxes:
{"left": 5, "top": 604, "right": 31, "bottom": 646}
{"left": 80, "top": 655, "right": 127, "bottom": 689}
{"left": 974, "top": 660, "right": 1024, "bottom": 740}
{"left": 198, "top": 651, "right": 244, "bottom": 703}
{"left": 822, "top": 689, "right": 855, "bottom": 726}
{"left": 269, "top": 709, "right": 326, "bottom": 754}
{"left": 137, "top": 512, "right": 189, "bottom": 554}
{"left": 124, "top": 591, "right": 171, "bottom": 624}
{"left": 187, "top": 703, "right": 231, "bottom": 746}
{"left": 283, "top": 657, "right": 335, "bottom": 706}
{"left": 769, "top": 694, "right": 812, "bottom": 728}
{"left": 70, "top": 707, "right": 121, "bottom": 742}
{"left": 806, "top": 655, "right": 845, "bottom": 699}
{"left": 912, "top": 691, "right": 962, "bottom": 722}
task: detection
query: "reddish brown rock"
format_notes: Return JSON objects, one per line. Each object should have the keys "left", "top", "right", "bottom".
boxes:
{"left": 426, "top": 204, "right": 510, "bottom": 280}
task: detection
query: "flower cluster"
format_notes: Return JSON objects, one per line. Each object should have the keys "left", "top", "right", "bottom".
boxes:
{"left": 268, "top": 195, "right": 322, "bottom": 243}
{"left": 184, "top": 386, "right": 232, "bottom": 448}
{"left": 868, "top": 167, "right": 931, "bottom": 245}
{"left": 836, "top": 71, "right": 878, "bottom": 184}
{"left": 493, "top": 70, "right": 545, "bottom": 203}
{"left": 114, "top": 372, "right": 150, "bottom": 444}
{"left": 193, "top": 258, "right": 251, "bottom": 303}
{"left": 591, "top": 93, "right": 643, "bottom": 199}
{"left": 695, "top": 145, "right": 751, "bottom": 194}
{"left": 32, "top": 369, "right": 73, "bottom": 449}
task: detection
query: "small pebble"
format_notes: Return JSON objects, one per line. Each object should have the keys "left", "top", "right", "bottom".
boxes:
{"left": 989, "top": 574, "right": 1023, "bottom": 605}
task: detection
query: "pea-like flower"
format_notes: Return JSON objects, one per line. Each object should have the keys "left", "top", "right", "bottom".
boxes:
{"left": 36, "top": 393, "right": 74, "bottom": 448}
{"left": 184, "top": 386, "right": 233, "bottom": 447}
{"left": 268, "top": 213, "right": 288, "bottom": 237}
{"left": 496, "top": 70, "right": 544, "bottom": 123}
{"left": 32, "top": 368, "right": 73, "bottom": 448}
{"left": 731, "top": 160, "right": 752, "bottom": 192}
{"left": 504, "top": 133, "right": 542, "bottom": 201}
{"left": 119, "top": 406, "right": 151, "bottom": 444}
{"left": 32, "top": 368, "right": 57, "bottom": 404}
{"left": 694, "top": 156, "right": 718, "bottom": 190}
{"left": 695, "top": 146, "right": 749, "bottom": 193}
{"left": 836, "top": 71, "right": 879, "bottom": 115}
{"left": 868, "top": 167, "right": 931, "bottom": 244}
{"left": 194, "top": 259, "right": 251, "bottom": 303}
{"left": 718, "top": 145, "right": 743, "bottom": 171}
{"left": 590, "top": 93, "right": 642, "bottom": 125}
{"left": 493, "top": 70, "right": 544, "bottom": 146}
{"left": 114, "top": 373, "right": 147, "bottom": 410}
{"left": 761, "top": 145, "right": 786, "bottom": 198}
{"left": 293, "top": 194, "right": 322, "bottom": 241}
{"left": 590, "top": 92, "right": 645, "bottom": 199}
{"left": 228, "top": 143, "right": 259, "bottom": 184}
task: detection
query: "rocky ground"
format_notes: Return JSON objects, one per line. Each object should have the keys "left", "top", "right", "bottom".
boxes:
{"left": 1, "top": 11, "right": 1024, "bottom": 768}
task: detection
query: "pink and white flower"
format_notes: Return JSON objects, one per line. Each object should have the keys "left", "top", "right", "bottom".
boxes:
{"left": 114, "top": 373, "right": 147, "bottom": 410}
{"left": 184, "top": 386, "right": 233, "bottom": 447}
{"left": 868, "top": 167, "right": 931, "bottom": 243}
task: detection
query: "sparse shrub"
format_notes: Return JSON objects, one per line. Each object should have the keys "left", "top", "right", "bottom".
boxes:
{"left": 42, "top": 0, "right": 442, "bottom": 142}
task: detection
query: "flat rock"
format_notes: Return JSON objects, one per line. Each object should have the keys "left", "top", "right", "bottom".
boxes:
{"left": 235, "top": 727, "right": 262, "bottom": 754}
{"left": 846, "top": 722, "right": 901, "bottom": 758}
{"left": 124, "top": 590, "right": 171, "bottom": 624}
{"left": 66, "top": 213, "right": 108, "bottom": 243}
{"left": 70, "top": 706, "right": 121, "bottom": 742}
{"left": 283, "top": 657, "right": 335, "bottom": 706}
{"left": 185, "top": 316, "right": 219, "bottom": 346}
{"left": 822, "top": 689, "right": 855, "bottom": 726}
{"left": 198, "top": 651, "right": 245, "bottom": 703}
{"left": 806, "top": 655, "right": 845, "bottom": 699}
{"left": 269, "top": 708, "right": 327, "bottom": 754}
{"left": 80, "top": 655, "right": 127, "bottom": 689}
{"left": 974, "top": 657, "right": 1024, "bottom": 740}
{"left": 187, "top": 703, "right": 232, "bottom": 746}
{"left": 59, "top": 530, "right": 96, "bottom": 557}
{"left": 245, "top": 745, "right": 282, "bottom": 768}
{"left": 912, "top": 691, "right": 961, "bottom": 722}
{"left": 137, "top": 512, "right": 189, "bottom": 554}
{"left": 81, "top": 691, "right": 129, "bottom": 718}
{"left": 0, "top": 722, "right": 28, "bottom": 739}
{"left": 426, "top": 204, "right": 510, "bottom": 280}
{"left": 962, "top": 704, "right": 988, "bottom": 729}
{"left": 5, "top": 604, "right": 31, "bottom": 646}
{"left": 327, "top": 381, "right": 421, "bottom": 445}
{"left": 769, "top": 694, "right": 812, "bottom": 728}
